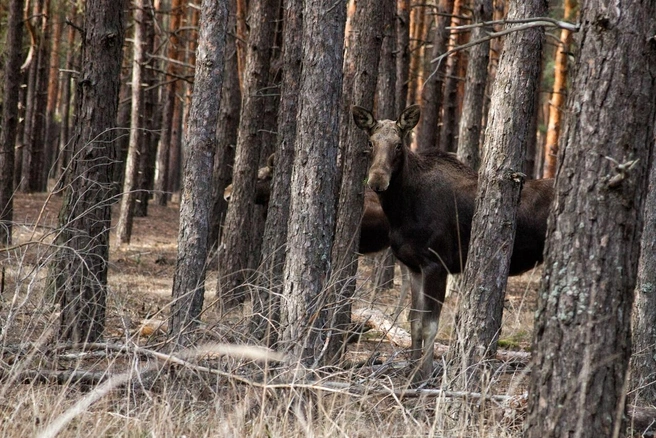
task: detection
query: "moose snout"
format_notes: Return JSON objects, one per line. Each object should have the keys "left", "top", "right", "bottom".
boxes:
{"left": 223, "top": 185, "right": 233, "bottom": 201}
{"left": 367, "top": 172, "right": 390, "bottom": 192}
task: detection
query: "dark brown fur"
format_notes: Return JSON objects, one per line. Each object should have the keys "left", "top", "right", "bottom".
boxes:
{"left": 353, "top": 105, "right": 553, "bottom": 382}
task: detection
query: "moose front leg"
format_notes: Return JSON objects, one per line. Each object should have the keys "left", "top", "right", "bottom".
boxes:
{"left": 416, "top": 265, "right": 448, "bottom": 384}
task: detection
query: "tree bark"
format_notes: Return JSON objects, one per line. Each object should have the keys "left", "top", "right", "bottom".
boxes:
{"left": 169, "top": 0, "right": 228, "bottom": 341}
{"left": 280, "top": 0, "right": 345, "bottom": 364}
{"left": 541, "top": 0, "right": 574, "bottom": 179}
{"left": 526, "top": 1, "right": 656, "bottom": 435}
{"left": 395, "top": 0, "right": 410, "bottom": 114}
{"left": 415, "top": 0, "right": 452, "bottom": 153}
{"left": 116, "top": 0, "right": 147, "bottom": 246}
{"left": 0, "top": 0, "right": 25, "bottom": 247}
{"left": 250, "top": 0, "right": 302, "bottom": 343}
{"left": 44, "top": 4, "right": 63, "bottom": 186}
{"left": 49, "top": 0, "right": 126, "bottom": 343}
{"left": 208, "top": 0, "right": 241, "bottom": 250}
{"left": 447, "top": 0, "right": 545, "bottom": 392}
{"left": 217, "top": 0, "right": 278, "bottom": 309}
{"left": 327, "top": 0, "right": 390, "bottom": 363}
{"left": 456, "top": 0, "right": 492, "bottom": 171}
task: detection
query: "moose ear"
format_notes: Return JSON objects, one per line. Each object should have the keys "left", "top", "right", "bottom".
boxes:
{"left": 397, "top": 105, "right": 420, "bottom": 132}
{"left": 266, "top": 153, "right": 276, "bottom": 169}
{"left": 352, "top": 106, "right": 377, "bottom": 132}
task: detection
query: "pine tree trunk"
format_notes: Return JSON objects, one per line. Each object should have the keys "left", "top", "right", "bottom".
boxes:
{"left": 116, "top": 0, "right": 147, "bottom": 246}
{"left": 447, "top": 0, "right": 545, "bottom": 394}
{"left": 526, "top": 1, "right": 656, "bottom": 435}
{"left": 541, "top": 0, "right": 574, "bottom": 179}
{"left": 395, "top": 0, "right": 410, "bottom": 114}
{"left": 169, "top": 0, "right": 228, "bottom": 341}
{"left": 456, "top": 0, "right": 492, "bottom": 170}
{"left": 280, "top": 0, "right": 345, "bottom": 364}
{"left": 327, "top": 0, "right": 389, "bottom": 363}
{"left": 250, "top": 0, "right": 302, "bottom": 343}
{"left": 217, "top": 0, "right": 278, "bottom": 309}
{"left": 0, "top": 0, "right": 25, "bottom": 247}
{"left": 50, "top": 0, "right": 126, "bottom": 343}
{"left": 44, "top": 4, "right": 63, "bottom": 187}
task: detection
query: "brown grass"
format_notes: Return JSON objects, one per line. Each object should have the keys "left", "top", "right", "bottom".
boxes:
{"left": 0, "top": 192, "right": 539, "bottom": 437}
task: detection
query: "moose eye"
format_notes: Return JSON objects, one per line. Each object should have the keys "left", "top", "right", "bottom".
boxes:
{"left": 395, "top": 143, "right": 403, "bottom": 152}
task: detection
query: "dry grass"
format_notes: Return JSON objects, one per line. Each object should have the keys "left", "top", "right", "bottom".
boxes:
{"left": 0, "top": 192, "right": 539, "bottom": 437}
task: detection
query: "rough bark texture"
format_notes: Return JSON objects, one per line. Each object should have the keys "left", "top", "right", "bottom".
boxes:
{"left": 116, "top": 0, "right": 146, "bottom": 246}
{"left": 250, "top": 0, "right": 302, "bottom": 343}
{"left": 632, "top": 141, "right": 656, "bottom": 407}
{"left": 280, "top": 0, "right": 345, "bottom": 364}
{"left": 542, "top": 0, "right": 574, "bottom": 179}
{"left": 395, "top": 0, "right": 410, "bottom": 115}
{"left": 169, "top": 0, "right": 228, "bottom": 341}
{"left": 217, "top": 0, "right": 278, "bottom": 309}
{"left": 208, "top": 0, "right": 241, "bottom": 250}
{"left": 415, "top": 0, "right": 451, "bottom": 153}
{"left": 327, "top": 0, "right": 389, "bottom": 363}
{"left": 44, "top": 6, "right": 63, "bottom": 184}
{"left": 456, "top": 0, "right": 492, "bottom": 171}
{"left": 50, "top": 0, "right": 126, "bottom": 343}
{"left": 0, "top": 0, "right": 25, "bottom": 247}
{"left": 526, "top": 1, "right": 656, "bottom": 436}
{"left": 447, "top": 0, "right": 545, "bottom": 392}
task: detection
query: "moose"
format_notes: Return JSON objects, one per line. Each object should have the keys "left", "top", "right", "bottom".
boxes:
{"left": 352, "top": 105, "right": 554, "bottom": 382}
{"left": 224, "top": 154, "right": 391, "bottom": 254}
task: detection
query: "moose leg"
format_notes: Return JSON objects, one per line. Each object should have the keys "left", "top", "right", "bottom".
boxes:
{"left": 417, "top": 265, "right": 448, "bottom": 383}
{"left": 408, "top": 270, "right": 424, "bottom": 379}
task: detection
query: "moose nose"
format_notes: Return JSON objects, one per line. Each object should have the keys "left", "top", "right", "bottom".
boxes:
{"left": 367, "top": 172, "right": 389, "bottom": 192}
{"left": 223, "top": 185, "right": 233, "bottom": 201}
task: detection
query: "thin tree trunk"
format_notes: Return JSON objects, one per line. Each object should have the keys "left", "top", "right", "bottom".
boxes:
{"left": 49, "top": 0, "right": 126, "bottom": 343}
{"left": 456, "top": 0, "right": 492, "bottom": 170}
{"left": 250, "top": 0, "right": 302, "bottom": 344}
{"left": 169, "top": 0, "right": 228, "bottom": 342}
{"left": 217, "top": 0, "right": 278, "bottom": 309}
{"left": 116, "top": 0, "right": 147, "bottom": 246}
{"left": 526, "top": 0, "right": 656, "bottom": 434}
{"left": 0, "top": 0, "right": 25, "bottom": 247}
{"left": 447, "top": 0, "right": 545, "bottom": 399}
{"left": 280, "top": 0, "right": 345, "bottom": 364}
{"left": 44, "top": 4, "right": 63, "bottom": 186}
{"left": 166, "top": 82, "right": 184, "bottom": 196}
{"left": 406, "top": 1, "right": 427, "bottom": 106}
{"left": 395, "top": 0, "right": 410, "bottom": 114}
{"left": 415, "top": 0, "right": 452, "bottom": 153}
{"left": 542, "top": 0, "right": 574, "bottom": 179}
{"left": 208, "top": 0, "right": 241, "bottom": 250}
{"left": 153, "top": 0, "right": 184, "bottom": 205}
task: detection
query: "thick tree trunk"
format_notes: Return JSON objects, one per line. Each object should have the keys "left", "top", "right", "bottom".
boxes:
{"left": 116, "top": 0, "right": 147, "bottom": 246}
{"left": 327, "top": 0, "right": 389, "bottom": 363}
{"left": 169, "top": 0, "right": 228, "bottom": 341}
{"left": 415, "top": 0, "right": 452, "bottom": 153}
{"left": 0, "top": 0, "right": 25, "bottom": 247}
{"left": 542, "top": 0, "right": 574, "bottom": 179}
{"left": 456, "top": 0, "right": 492, "bottom": 171}
{"left": 250, "top": 0, "right": 302, "bottom": 343}
{"left": 217, "top": 0, "right": 278, "bottom": 309}
{"left": 447, "top": 0, "right": 545, "bottom": 394}
{"left": 526, "top": 1, "right": 656, "bottom": 435}
{"left": 280, "top": 0, "right": 345, "bottom": 364}
{"left": 49, "top": 0, "right": 126, "bottom": 343}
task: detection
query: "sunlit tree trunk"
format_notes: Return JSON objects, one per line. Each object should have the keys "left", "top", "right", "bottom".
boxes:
{"left": 542, "top": 0, "right": 574, "bottom": 179}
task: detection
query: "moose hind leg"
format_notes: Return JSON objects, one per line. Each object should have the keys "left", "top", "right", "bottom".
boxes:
{"left": 408, "top": 270, "right": 425, "bottom": 383}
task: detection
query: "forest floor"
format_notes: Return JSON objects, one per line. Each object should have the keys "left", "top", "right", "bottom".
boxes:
{"left": 1, "top": 192, "right": 542, "bottom": 437}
